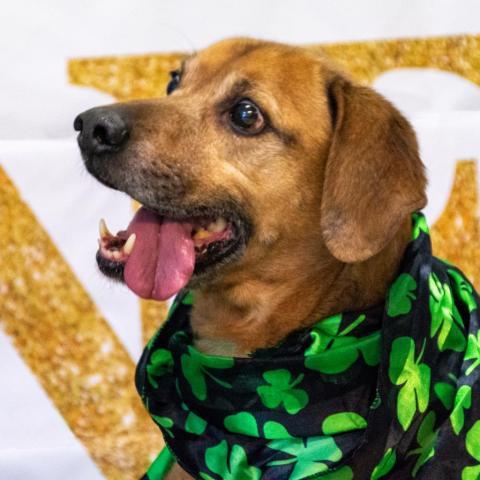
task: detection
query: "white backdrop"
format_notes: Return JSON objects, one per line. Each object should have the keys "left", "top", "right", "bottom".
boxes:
{"left": 1, "top": 1, "right": 480, "bottom": 478}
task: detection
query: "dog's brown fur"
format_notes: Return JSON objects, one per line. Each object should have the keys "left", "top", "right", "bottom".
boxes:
{"left": 85, "top": 38, "right": 427, "bottom": 479}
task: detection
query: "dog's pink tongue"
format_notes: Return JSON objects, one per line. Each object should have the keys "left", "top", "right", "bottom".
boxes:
{"left": 124, "top": 207, "right": 195, "bottom": 300}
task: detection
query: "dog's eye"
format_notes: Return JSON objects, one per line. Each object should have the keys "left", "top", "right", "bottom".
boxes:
{"left": 229, "top": 100, "right": 265, "bottom": 135}
{"left": 166, "top": 70, "right": 181, "bottom": 95}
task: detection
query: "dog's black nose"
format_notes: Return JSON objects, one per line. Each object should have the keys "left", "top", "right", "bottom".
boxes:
{"left": 74, "top": 107, "right": 129, "bottom": 155}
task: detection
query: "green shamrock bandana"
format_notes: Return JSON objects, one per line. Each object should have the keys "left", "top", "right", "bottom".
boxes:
{"left": 136, "top": 213, "right": 480, "bottom": 479}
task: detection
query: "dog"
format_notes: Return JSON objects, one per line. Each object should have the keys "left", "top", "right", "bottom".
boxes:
{"left": 75, "top": 38, "right": 480, "bottom": 480}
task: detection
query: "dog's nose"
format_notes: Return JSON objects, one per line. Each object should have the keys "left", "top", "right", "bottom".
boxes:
{"left": 74, "top": 107, "right": 129, "bottom": 155}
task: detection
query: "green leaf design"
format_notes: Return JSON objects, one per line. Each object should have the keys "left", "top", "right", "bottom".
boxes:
{"left": 199, "top": 474, "right": 216, "bottom": 480}
{"left": 182, "top": 291, "right": 194, "bottom": 305}
{"left": 389, "top": 337, "right": 431, "bottom": 431}
{"left": 146, "top": 348, "right": 173, "bottom": 388}
{"left": 450, "top": 385, "right": 472, "bottom": 435}
{"left": 181, "top": 346, "right": 234, "bottom": 401}
{"left": 387, "top": 273, "right": 417, "bottom": 317}
{"left": 151, "top": 415, "right": 175, "bottom": 438}
{"left": 202, "top": 440, "right": 261, "bottom": 480}
{"left": 434, "top": 382, "right": 455, "bottom": 410}
{"left": 465, "top": 332, "right": 480, "bottom": 376}
{"left": 462, "top": 421, "right": 480, "bottom": 480}
{"left": 264, "top": 421, "right": 293, "bottom": 440}
{"left": 322, "top": 466, "right": 354, "bottom": 479}
{"left": 371, "top": 448, "right": 396, "bottom": 480}
{"left": 429, "top": 272, "right": 466, "bottom": 352}
{"left": 257, "top": 369, "right": 309, "bottom": 414}
{"left": 462, "top": 465, "right": 480, "bottom": 480}
{"left": 412, "top": 213, "right": 429, "bottom": 239}
{"left": 305, "top": 314, "right": 380, "bottom": 374}
{"left": 224, "top": 412, "right": 259, "bottom": 437}
{"left": 322, "top": 412, "right": 367, "bottom": 435}
{"left": 185, "top": 410, "right": 207, "bottom": 435}
{"left": 448, "top": 269, "right": 477, "bottom": 313}
{"left": 406, "top": 411, "right": 438, "bottom": 476}
{"left": 267, "top": 435, "right": 342, "bottom": 480}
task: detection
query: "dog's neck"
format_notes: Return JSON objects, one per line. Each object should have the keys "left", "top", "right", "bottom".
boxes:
{"left": 190, "top": 219, "right": 411, "bottom": 356}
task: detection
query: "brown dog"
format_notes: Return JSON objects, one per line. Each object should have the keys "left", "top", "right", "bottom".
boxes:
{"left": 75, "top": 38, "right": 426, "bottom": 479}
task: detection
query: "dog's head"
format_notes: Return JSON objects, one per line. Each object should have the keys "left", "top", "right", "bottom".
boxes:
{"left": 75, "top": 38, "right": 426, "bottom": 302}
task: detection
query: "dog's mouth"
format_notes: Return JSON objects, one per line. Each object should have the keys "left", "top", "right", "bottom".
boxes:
{"left": 96, "top": 206, "right": 246, "bottom": 300}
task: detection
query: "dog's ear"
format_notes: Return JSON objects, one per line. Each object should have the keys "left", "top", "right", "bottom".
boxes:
{"left": 321, "top": 75, "right": 427, "bottom": 263}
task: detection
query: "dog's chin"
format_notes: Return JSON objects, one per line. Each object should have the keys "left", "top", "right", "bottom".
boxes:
{"left": 95, "top": 200, "right": 251, "bottom": 299}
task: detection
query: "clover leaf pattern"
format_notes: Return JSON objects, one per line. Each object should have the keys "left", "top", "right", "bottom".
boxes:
{"left": 322, "top": 412, "right": 367, "bottom": 435}
{"left": 200, "top": 440, "right": 262, "bottom": 480}
{"left": 462, "top": 421, "right": 480, "bottom": 480}
{"left": 465, "top": 332, "right": 480, "bottom": 376}
{"left": 224, "top": 412, "right": 260, "bottom": 437}
{"left": 146, "top": 348, "right": 173, "bottom": 389}
{"left": 257, "top": 369, "right": 309, "bottom": 415}
{"left": 305, "top": 314, "right": 380, "bottom": 374}
{"left": 151, "top": 414, "right": 175, "bottom": 438}
{"left": 412, "top": 213, "right": 429, "bottom": 240}
{"left": 267, "top": 435, "right": 342, "bottom": 480}
{"left": 181, "top": 346, "right": 234, "bottom": 401}
{"left": 406, "top": 411, "right": 438, "bottom": 477}
{"left": 434, "top": 381, "right": 455, "bottom": 410}
{"left": 181, "top": 403, "right": 208, "bottom": 435}
{"left": 429, "top": 272, "right": 466, "bottom": 352}
{"left": 321, "top": 466, "right": 354, "bottom": 479}
{"left": 448, "top": 269, "right": 478, "bottom": 313}
{"left": 450, "top": 385, "right": 472, "bottom": 435}
{"left": 371, "top": 448, "right": 396, "bottom": 480}
{"left": 387, "top": 273, "right": 417, "bottom": 317}
{"left": 389, "top": 337, "right": 431, "bottom": 431}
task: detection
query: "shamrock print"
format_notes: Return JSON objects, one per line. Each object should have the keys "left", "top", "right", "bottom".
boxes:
{"left": 257, "top": 369, "right": 309, "bottom": 415}
{"left": 462, "top": 421, "right": 480, "bottom": 480}
{"left": 387, "top": 273, "right": 417, "bottom": 317}
{"left": 321, "top": 466, "right": 353, "bottom": 479}
{"left": 450, "top": 385, "right": 472, "bottom": 435}
{"left": 412, "top": 213, "right": 429, "bottom": 239}
{"left": 151, "top": 414, "right": 175, "bottom": 438}
{"left": 465, "top": 332, "right": 480, "bottom": 376}
{"left": 322, "top": 412, "right": 367, "bottom": 435}
{"left": 224, "top": 412, "right": 260, "bottom": 437}
{"left": 371, "top": 449, "right": 396, "bottom": 480}
{"left": 406, "top": 411, "right": 438, "bottom": 476}
{"left": 429, "top": 272, "right": 466, "bottom": 352}
{"left": 434, "top": 381, "right": 455, "bottom": 410}
{"left": 181, "top": 403, "right": 207, "bottom": 435}
{"left": 267, "top": 435, "right": 342, "bottom": 480}
{"left": 223, "top": 411, "right": 298, "bottom": 441}
{"left": 146, "top": 348, "right": 173, "bottom": 388}
{"left": 389, "top": 337, "right": 431, "bottom": 431}
{"left": 181, "top": 346, "right": 234, "bottom": 401}
{"left": 200, "top": 440, "right": 261, "bottom": 480}
{"left": 305, "top": 314, "right": 380, "bottom": 374}
{"left": 448, "top": 268, "right": 477, "bottom": 313}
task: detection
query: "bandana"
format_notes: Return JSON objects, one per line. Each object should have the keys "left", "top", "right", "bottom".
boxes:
{"left": 136, "top": 213, "right": 480, "bottom": 480}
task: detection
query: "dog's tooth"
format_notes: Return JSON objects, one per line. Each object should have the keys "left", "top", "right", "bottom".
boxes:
{"left": 208, "top": 217, "right": 227, "bottom": 233}
{"left": 123, "top": 233, "right": 136, "bottom": 255}
{"left": 99, "top": 218, "right": 112, "bottom": 238}
{"left": 194, "top": 229, "right": 211, "bottom": 241}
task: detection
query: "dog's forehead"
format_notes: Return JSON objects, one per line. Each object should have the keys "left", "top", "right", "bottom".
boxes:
{"left": 186, "top": 38, "right": 324, "bottom": 95}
